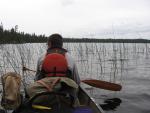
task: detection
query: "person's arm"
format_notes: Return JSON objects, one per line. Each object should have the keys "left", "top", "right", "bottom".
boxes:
{"left": 35, "top": 60, "right": 41, "bottom": 81}
{"left": 72, "top": 63, "right": 80, "bottom": 84}
{"left": 65, "top": 53, "right": 80, "bottom": 84}
{"left": 35, "top": 55, "right": 45, "bottom": 81}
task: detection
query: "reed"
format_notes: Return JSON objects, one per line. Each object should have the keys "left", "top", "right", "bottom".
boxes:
{"left": 1, "top": 42, "right": 150, "bottom": 91}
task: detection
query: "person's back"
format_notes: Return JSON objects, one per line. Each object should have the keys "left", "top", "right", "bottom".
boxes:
{"left": 35, "top": 33, "right": 80, "bottom": 84}
{"left": 32, "top": 34, "right": 80, "bottom": 107}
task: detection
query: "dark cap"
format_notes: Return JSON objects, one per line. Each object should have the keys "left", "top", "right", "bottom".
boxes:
{"left": 48, "top": 33, "right": 63, "bottom": 48}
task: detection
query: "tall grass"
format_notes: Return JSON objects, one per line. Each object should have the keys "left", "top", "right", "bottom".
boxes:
{"left": 0, "top": 43, "right": 150, "bottom": 87}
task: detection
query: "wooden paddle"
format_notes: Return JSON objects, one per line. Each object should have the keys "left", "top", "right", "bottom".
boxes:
{"left": 81, "top": 79, "right": 122, "bottom": 91}
{"left": 23, "top": 66, "right": 122, "bottom": 91}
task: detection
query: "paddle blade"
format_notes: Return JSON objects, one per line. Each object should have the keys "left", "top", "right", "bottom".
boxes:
{"left": 82, "top": 79, "right": 122, "bottom": 91}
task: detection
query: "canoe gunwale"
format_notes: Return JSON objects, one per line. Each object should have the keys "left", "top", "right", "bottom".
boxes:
{"left": 79, "top": 85, "right": 105, "bottom": 113}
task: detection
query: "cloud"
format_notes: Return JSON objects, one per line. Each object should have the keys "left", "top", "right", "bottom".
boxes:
{"left": 0, "top": 0, "right": 150, "bottom": 38}
{"left": 60, "top": 0, "right": 75, "bottom": 6}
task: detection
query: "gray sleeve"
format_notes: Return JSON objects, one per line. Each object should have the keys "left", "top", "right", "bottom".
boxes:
{"left": 35, "top": 55, "right": 44, "bottom": 81}
{"left": 34, "top": 59, "right": 41, "bottom": 81}
{"left": 72, "top": 63, "right": 80, "bottom": 85}
{"left": 65, "top": 53, "right": 80, "bottom": 84}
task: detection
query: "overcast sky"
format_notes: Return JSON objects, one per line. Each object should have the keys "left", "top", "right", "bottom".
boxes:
{"left": 0, "top": 0, "right": 150, "bottom": 38}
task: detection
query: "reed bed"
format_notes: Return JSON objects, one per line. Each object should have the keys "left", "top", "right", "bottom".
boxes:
{"left": 0, "top": 42, "right": 150, "bottom": 91}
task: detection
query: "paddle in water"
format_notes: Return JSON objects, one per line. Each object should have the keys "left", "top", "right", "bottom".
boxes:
{"left": 23, "top": 66, "right": 122, "bottom": 91}
{"left": 82, "top": 79, "right": 122, "bottom": 91}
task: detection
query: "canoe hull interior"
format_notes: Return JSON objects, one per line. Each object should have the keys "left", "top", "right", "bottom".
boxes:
{"left": 12, "top": 86, "right": 104, "bottom": 113}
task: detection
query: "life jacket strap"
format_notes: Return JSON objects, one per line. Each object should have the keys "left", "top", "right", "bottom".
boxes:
{"left": 36, "top": 78, "right": 61, "bottom": 92}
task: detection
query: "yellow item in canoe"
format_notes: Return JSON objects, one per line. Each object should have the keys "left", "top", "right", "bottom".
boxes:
{"left": 32, "top": 105, "right": 52, "bottom": 110}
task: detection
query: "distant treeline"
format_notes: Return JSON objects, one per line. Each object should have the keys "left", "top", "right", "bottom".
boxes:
{"left": 0, "top": 24, "right": 150, "bottom": 44}
{"left": 0, "top": 24, "right": 47, "bottom": 44}
{"left": 64, "top": 38, "right": 150, "bottom": 43}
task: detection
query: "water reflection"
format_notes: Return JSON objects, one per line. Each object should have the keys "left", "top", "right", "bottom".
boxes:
{"left": 100, "top": 98, "right": 122, "bottom": 111}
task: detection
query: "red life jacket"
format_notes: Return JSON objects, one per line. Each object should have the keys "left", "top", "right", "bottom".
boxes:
{"left": 41, "top": 48, "right": 68, "bottom": 77}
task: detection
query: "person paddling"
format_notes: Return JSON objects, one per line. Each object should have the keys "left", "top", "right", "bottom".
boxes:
{"left": 35, "top": 33, "right": 80, "bottom": 84}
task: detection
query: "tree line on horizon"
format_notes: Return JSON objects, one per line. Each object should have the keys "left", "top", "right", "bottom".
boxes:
{"left": 0, "top": 24, "right": 47, "bottom": 44}
{"left": 0, "top": 24, "right": 150, "bottom": 44}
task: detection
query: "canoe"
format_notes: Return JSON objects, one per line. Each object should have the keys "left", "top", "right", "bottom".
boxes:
{"left": 12, "top": 86, "right": 104, "bottom": 113}
{"left": 78, "top": 86, "right": 104, "bottom": 113}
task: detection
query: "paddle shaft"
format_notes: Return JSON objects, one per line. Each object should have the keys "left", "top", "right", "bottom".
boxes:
{"left": 23, "top": 67, "right": 122, "bottom": 91}
{"left": 82, "top": 79, "right": 122, "bottom": 91}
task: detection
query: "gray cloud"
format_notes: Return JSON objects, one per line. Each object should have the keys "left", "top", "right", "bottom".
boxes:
{"left": 0, "top": 0, "right": 150, "bottom": 38}
{"left": 61, "top": 0, "right": 75, "bottom": 6}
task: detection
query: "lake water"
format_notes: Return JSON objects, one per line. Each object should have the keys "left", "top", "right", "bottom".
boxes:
{"left": 0, "top": 43, "right": 150, "bottom": 113}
